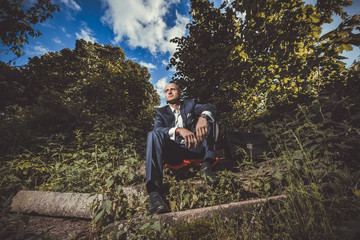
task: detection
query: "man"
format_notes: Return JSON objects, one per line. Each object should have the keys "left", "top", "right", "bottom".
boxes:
{"left": 146, "top": 82, "right": 217, "bottom": 215}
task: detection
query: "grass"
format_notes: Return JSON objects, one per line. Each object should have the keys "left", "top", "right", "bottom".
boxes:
{"left": 2, "top": 93, "right": 360, "bottom": 239}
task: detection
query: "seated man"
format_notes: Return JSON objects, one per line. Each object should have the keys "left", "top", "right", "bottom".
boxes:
{"left": 146, "top": 82, "right": 217, "bottom": 215}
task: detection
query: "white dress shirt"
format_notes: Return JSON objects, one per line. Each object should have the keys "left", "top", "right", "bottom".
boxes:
{"left": 168, "top": 105, "right": 214, "bottom": 142}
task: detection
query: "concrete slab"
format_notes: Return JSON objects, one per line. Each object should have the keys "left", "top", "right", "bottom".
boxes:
{"left": 105, "top": 194, "right": 287, "bottom": 233}
{"left": 10, "top": 190, "right": 105, "bottom": 219}
{"left": 10, "top": 185, "right": 146, "bottom": 219}
{"left": 10, "top": 162, "right": 283, "bottom": 220}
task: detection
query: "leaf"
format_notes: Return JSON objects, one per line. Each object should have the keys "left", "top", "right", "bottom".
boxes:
{"left": 170, "top": 201, "right": 176, "bottom": 211}
{"left": 180, "top": 185, "right": 185, "bottom": 194}
{"left": 106, "top": 177, "right": 114, "bottom": 188}
{"left": 116, "top": 185, "right": 122, "bottom": 195}
{"left": 140, "top": 222, "right": 150, "bottom": 230}
{"left": 353, "top": 189, "right": 360, "bottom": 197}
{"left": 264, "top": 183, "right": 271, "bottom": 192}
{"left": 151, "top": 220, "right": 161, "bottom": 232}
{"left": 116, "top": 231, "right": 126, "bottom": 237}
{"left": 128, "top": 173, "right": 134, "bottom": 181}
{"left": 273, "top": 172, "right": 283, "bottom": 181}
{"left": 184, "top": 194, "right": 190, "bottom": 203}
{"left": 94, "top": 209, "right": 104, "bottom": 223}
{"left": 140, "top": 195, "right": 149, "bottom": 203}
{"left": 293, "top": 150, "right": 303, "bottom": 160}
{"left": 342, "top": 44, "right": 353, "bottom": 51}
{"left": 102, "top": 199, "right": 112, "bottom": 214}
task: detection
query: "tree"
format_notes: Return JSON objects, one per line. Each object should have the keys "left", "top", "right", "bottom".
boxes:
{"left": 169, "top": 0, "right": 236, "bottom": 113}
{"left": 21, "top": 40, "right": 160, "bottom": 130}
{"left": 0, "top": 0, "right": 59, "bottom": 59}
{"left": 169, "top": 0, "right": 359, "bottom": 127}
{"left": 0, "top": 40, "right": 160, "bottom": 155}
{"left": 0, "top": 61, "right": 25, "bottom": 111}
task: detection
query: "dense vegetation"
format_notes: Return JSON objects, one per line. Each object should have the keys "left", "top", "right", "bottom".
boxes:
{"left": 170, "top": 0, "right": 358, "bottom": 126}
{"left": 1, "top": 0, "right": 359, "bottom": 239}
{"left": 0, "top": 0, "right": 59, "bottom": 59}
{"left": 0, "top": 39, "right": 160, "bottom": 196}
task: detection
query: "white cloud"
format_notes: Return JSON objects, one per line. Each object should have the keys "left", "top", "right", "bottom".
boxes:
{"left": 60, "top": 0, "right": 81, "bottom": 11}
{"left": 40, "top": 21, "right": 55, "bottom": 28}
{"left": 75, "top": 23, "right": 97, "bottom": 42}
{"left": 167, "top": 66, "right": 176, "bottom": 73}
{"left": 53, "top": 37, "right": 62, "bottom": 44}
{"left": 161, "top": 59, "right": 176, "bottom": 72}
{"left": 61, "top": 27, "right": 72, "bottom": 38}
{"left": 100, "top": 0, "right": 190, "bottom": 55}
{"left": 140, "top": 61, "right": 156, "bottom": 70}
{"left": 30, "top": 45, "right": 50, "bottom": 55}
{"left": 154, "top": 77, "right": 168, "bottom": 99}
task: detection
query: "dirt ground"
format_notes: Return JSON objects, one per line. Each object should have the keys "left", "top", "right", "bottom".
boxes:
{"left": 1, "top": 215, "right": 92, "bottom": 240}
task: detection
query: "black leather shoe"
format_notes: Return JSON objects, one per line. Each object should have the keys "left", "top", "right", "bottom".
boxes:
{"left": 201, "top": 161, "right": 218, "bottom": 184}
{"left": 148, "top": 192, "right": 170, "bottom": 215}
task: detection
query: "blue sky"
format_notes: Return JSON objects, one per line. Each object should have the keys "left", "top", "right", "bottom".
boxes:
{"left": 1, "top": 0, "right": 359, "bottom": 105}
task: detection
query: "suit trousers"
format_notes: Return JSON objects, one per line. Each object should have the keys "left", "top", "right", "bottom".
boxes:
{"left": 145, "top": 125, "right": 216, "bottom": 193}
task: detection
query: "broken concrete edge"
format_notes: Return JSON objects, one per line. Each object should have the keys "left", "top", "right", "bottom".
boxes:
{"left": 9, "top": 185, "right": 145, "bottom": 220}
{"left": 10, "top": 173, "right": 279, "bottom": 220}
{"left": 10, "top": 190, "right": 106, "bottom": 219}
{"left": 104, "top": 194, "right": 287, "bottom": 234}
{"left": 9, "top": 161, "right": 283, "bottom": 220}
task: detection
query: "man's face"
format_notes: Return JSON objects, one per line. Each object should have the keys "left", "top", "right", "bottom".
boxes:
{"left": 165, "top": 83, "right": 181, "bottom": 104}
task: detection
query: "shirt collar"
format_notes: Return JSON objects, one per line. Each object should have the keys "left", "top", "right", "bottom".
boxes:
{"left": 169, "top": 105, "right": 180, "bottom": 113}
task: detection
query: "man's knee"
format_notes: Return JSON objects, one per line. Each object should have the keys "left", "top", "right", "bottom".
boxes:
{"left": 147, "top": 130, "right": 167, "bottom": 142}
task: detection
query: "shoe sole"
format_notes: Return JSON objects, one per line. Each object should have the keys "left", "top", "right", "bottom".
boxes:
{"left": 148, "top": 205, "right": 170, "bottom": 215}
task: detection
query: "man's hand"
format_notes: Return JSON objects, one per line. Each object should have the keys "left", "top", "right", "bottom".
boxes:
{"left": 176, "top": 128, "right": 197, "bottom": 149}
{"left": 196, "top": 116, "right": 208, "bottom": 143}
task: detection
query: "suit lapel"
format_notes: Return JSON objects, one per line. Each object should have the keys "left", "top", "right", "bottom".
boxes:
{"left": 166, "top": 106, "right": 175, "bottom": 127}
{"left": 180, "top": 101, "right": 187, "bottom": 127}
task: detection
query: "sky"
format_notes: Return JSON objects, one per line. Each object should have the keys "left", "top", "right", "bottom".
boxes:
{"left": 1, "top": 0, "right": 359, "bottom": 106}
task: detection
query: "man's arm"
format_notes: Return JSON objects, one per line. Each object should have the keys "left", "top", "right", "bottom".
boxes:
{"left": 194, "top": 102, "right": 216, "bottom": 120}
{"left": 153, "top": 110, "right": 172, "bottom": 137}
{"left": 194, "top": 102, "right": 216, "bottom": 142}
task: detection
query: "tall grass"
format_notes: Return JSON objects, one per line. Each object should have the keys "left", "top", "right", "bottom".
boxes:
{"left": 145, "top": 93, "right": 360, "bottom": 239}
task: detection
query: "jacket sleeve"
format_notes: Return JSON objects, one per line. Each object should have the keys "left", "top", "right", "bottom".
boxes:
{"left": 153, "top": 109, "right": 172, "bottom": 137}
{"left": 193, "top": 101, "right": 216, "bottom": 120}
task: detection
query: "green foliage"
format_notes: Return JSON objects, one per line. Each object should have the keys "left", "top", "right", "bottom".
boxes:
{"left": 169, "top": 219, "right": 213, "bottom": 240}
{"left": 170, "top": 0, "right": 359, "bottom": 127}
{"left": 0, "top": 117, "right": 144, "bottom": 193}
{"left": 0, "top": 40, "right": 159, "bottom": 213}
{"left": 165, "top": 169, "right": 252, "bottom": 212}
{"left": 0, "top": 0, "right": 59, "bottom": 59}
{"left": 0, "top": 61, "right": 25, "bottom": 111}
{"left": 1, "top": 1, "right": 359, "bottom": 239}
{"left": 22, "top": 40, "right": 159, "bottom": 121}
{"left": 0, "top": 40, "right": 159, "bottom": 155}
{"left": 259, "top": 76, "right": 360, "bottom": 168}
{"left": 123, "top": 219, "right": 170, "bottom": 240}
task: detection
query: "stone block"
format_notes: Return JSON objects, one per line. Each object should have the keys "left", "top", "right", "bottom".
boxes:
{"left": 105, "top": 194, "right": 287, "bottom": 233}
{"left": 10, "top": 190, "right": 104, "bottom": 219}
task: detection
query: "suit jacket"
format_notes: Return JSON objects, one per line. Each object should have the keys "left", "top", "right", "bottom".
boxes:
{"left": 154, "top": 99, "right": 216, "bottom": 138}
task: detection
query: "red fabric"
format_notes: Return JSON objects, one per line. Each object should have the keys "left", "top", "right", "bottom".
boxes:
{"left": 164, "top": 157, "right": 219, "bottom": 170}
